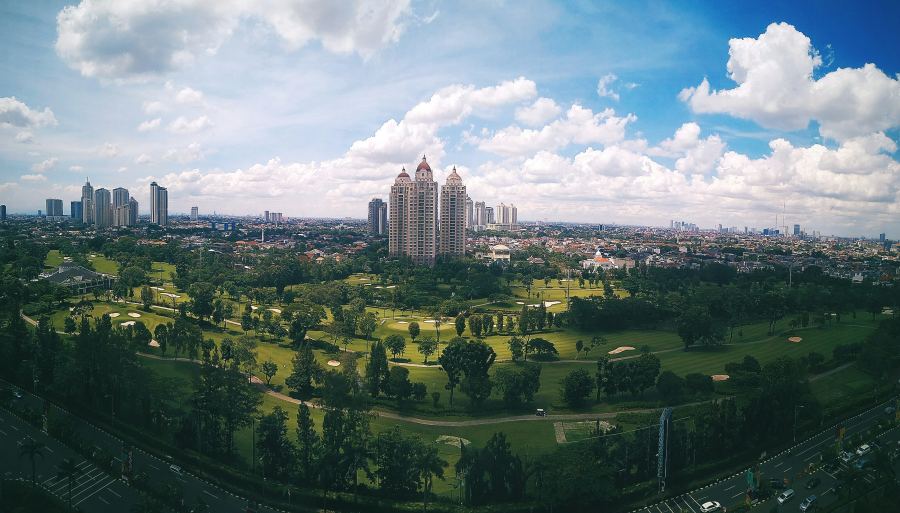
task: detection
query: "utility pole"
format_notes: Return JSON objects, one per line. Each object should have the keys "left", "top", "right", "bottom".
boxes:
{"left": 793, "top": 404, "right": 805, "bottom": 443}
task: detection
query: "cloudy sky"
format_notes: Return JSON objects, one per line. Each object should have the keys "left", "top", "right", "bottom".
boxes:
{"left": 1, "top": 1, "right": 898, "bottom": 237}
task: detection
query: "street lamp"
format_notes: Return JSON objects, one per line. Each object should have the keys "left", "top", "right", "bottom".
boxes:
{"left": 793, "top": 404, "right": 806, "bottom": 443}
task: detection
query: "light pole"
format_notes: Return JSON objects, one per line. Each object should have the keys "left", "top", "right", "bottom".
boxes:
{"left": 793, "top": 404, "right": 805, "bottom": 443}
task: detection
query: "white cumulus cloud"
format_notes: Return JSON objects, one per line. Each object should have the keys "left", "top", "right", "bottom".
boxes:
{"left": 515, "top": 98, "right": 562, "bottom": 126}
{"left": 679, "top": 22, "right": 900, "bottom": 141}
{"left": 168, "top": 115, "right": 213, "bottom": 134}
{"left": 32, "top": 158, "right": 59, "bottom": 173}
{"left": 137, "top": 118, "right": 161, "bottom": 131}
{"left": 0, "top": 97, "right": 57, "bottom": 128}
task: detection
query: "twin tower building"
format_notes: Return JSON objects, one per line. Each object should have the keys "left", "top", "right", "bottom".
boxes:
{"left": 388, "top": 156, "right": 466, "bottom": 266}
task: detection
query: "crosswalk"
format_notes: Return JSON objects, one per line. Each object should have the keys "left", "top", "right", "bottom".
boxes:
{"left": 40, "top": 459, "right": 120, "bottom": 507}
{"left": 641, "top": 492, "right": 709, "bottom": 513}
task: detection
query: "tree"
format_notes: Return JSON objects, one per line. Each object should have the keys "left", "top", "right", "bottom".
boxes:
{"left": 575, "top": 339, "right": 584, "bottom": 359}
{"left": 508, "top": 336, "right": 525, "bottom": 362}
{"left": 408, "top": 321, "right": 420, "bottom": 342}
{"left": 496, "top": 312, "right": 504, "bottom": 332}
{"left": 285, "top": 344, "right": 323, "bottom": 397}
{"left": 261, "top": 359, "right": 278, "bottom": 386}
{"left": 418, "top": 337, "right": 438, "bottom": 364}
{"left": 154, "top": 323, "right": 169, "bottom": 356}
{"left": 132, "top": 321, "right": 152, "bottom": 350}
{"left": 387, "top": 366, "right": 412, "bottom": 401}
{"left": 526, "top": 338, "right": 559, "bottom": 360}
{"left": 458, "top": 339, "right": 497, "bottom": 407}
{"left": 494, "top": 363, "right": 542, "bottom": 407}
{"left": 456, "top": 433, "right": 525, "bottom": 505}
{"left": 438, "top": 338, "right": 466, "bottom": 408}
{"left": 561, "top": 368, "right": 594, "bottom": 407}
{"left": 288, "top": 300, "right": 325, "bottom": 346}
{"left": 677, "top": 307, "right": 725, "bottom": 350}
{"left": 656, "top": 370, "right": 684, "bottom": 404}
{"left": 595, "top": 355, "right": 612, "bottom": 400}
{"left": 469, "top": 314, "right": 482, "bottom": 338}
{"left": 140, "top": 285, "right": 153, "bottom": 310}
{"left": 18, "top": 436, "right": 43, "bottom": 486}
{"left": 64, "top": 316, "right": 77, "bottom": 334}
{"left": 455, "top": 314, "right": 466, "bottom": 336}
{"left": 241, "top": 309, "right": 253, "bottom": 332}
{"left": 366, "top": 341, "right": 389, "bottom": 397}
{"left": 384, "top": 334, "right": 406, "bottom": 360}
{"left": 296, "top": 403, "right": 320, "bottom": 481}
{"left": 188, "top": 282, "right": 216, "bottom": 321}
{"left": 56, "top": 457, "right": 83, "bottom": 510}
{"left": 358, "top": 312, "right": 378, "bottom": 352}
{"left": 415, "top": 438, "right": 446, "bottom": 510}
{"left": 256, "top": 406, "right": 294, "bottom": 479}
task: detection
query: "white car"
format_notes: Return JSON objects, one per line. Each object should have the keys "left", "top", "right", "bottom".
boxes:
{"left": 699, "top": 501, "right": 722, "bottom": 513}
{"left": 856, "top": 444, "right": 872, "bottom": 457}
{"left": 776, "top": 489, "right": 795, "bottom": 504}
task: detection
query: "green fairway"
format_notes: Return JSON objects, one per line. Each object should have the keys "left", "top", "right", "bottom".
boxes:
{"left": 44, "top": 249, "right": 64, "bottom": 268}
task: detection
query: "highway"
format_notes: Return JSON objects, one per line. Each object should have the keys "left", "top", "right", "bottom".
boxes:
{"left": 633, "top": 397, "right": 899, "bottom": 513}
{"left": 2, "top": 382, "right": 287, "bottom": 513}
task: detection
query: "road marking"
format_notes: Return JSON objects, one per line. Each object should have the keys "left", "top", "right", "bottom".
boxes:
{"left": 148, "top": 463, "right": 159, "bottom": 470}
{"left": 74, "top": 476, "right": 117, "bottom": 506}
{"left": 804, "top": 452, "right": 821, "bottom": 461}
{"left": 664, "top": 500, "right": 675, "bottom": 513}
{"left": 8, "top": 425, "right": 18, "bottom": 431}
{"left": 688, "top": 494, "right": 702, "bottom": 508}
{"left": 731, "top": 490, "right": 745, "bottom": 499}
{"left": 107, "top": 487, "right": 121, "bottom": 498}
{"left": 203, "top": 490, "right": 220, "bottom": 500}
{"left": 0, "top": 429, "right": 7, "bottom": 436}
{"left": 723, "top": 485, "right": 736, "bottom": 492}
{"left": 44, "top": 446, "right": 54, "bottom": 453}
{"left": 680, "top": 496, "right": 696, "bottom": 513}
{"left": 783, "top": 467, "right": 792, "bottom": 473}
{"left": 98, "top": 496, "right": 110, "bottom": 504}
{"left": 774, "top": 461, "right": 784, "bottom": 467}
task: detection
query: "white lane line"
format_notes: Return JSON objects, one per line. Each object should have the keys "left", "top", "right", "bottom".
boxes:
{"left": 731, "top": 490, "right": 745, "bottom": 499}
{"left": 783, "top": 467, "right": 792, "bottom": 473}
{"left": 203, "top": 490, "right": 220, "bottom": 500}
{"left": 688, "top": 494, "right": 702, "bottom": 508}
{"left": 804, "top": 452, "right": 821, "bottom": 461}
{"left": 74, "top": 476, "right": 117, "bottom": 506}
{"left": 44, "top": 446, "right": 54, "bottom": 453}
{"left": 0, "top": 429, "right": 7, "bottom": 436}
{"left": 664, "top": 500, "right": 675, "bottom": 513}
{"left": 98, "top": 496, "right": 110, "bottom": 504}
{"left": 680, "top": 496, "right": 696, "bottom": 513}
{"left": 774, "top": 461, "right": 784, "bottom": 467}
{"left": 106, "top": 487, "right": 121, "bottom": 498}
{"left": 70, "top": 474, "right": 112, "bottom": 499}
{"left": 724, "top": 485, "right": 736, "bottom": 492}
{"left": 8, "top": 425, "right": 18, "bottom": 431}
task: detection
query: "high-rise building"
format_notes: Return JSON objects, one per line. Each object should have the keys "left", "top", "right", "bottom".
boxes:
{"left": 465, "top": 195, "right": 473, "bottom": 229}
{"left": 367, "top": 198, "right": 388, "bottom": 235}
{"left": 128, "top": 198, "right": 139, "bottom": 225}
{"left": 0, "top": 204, "right": 6, "bottom": 221}
{"left": 150, "top": 181, "right": 168, "bottom": 226}
{"left": 880, "top": 233, "right": 886, "bottom": 242}
{"left": 793, "top": 224, "right": 801, "bottom": 236}
{"left": 191, "top": 206, "right": 199, "bottom": 221}
{"left": 93, "top": 188, "right": 112, "bottom": 228}
{"left": 264, "top": 210, "right": 270, "bottom": 222}
{"left": 439, "top": 167, "right": 466, "bottom": 256}
{"left": 70, "top": 201, "right": 82, "bottom": 221}
{"left": 389, "top": 156, "right": 439, "bottom": 265}
{"left": 45, "top": 199, "right": 63, "bottom": 217}
{"left": 474, "top": 201, "right": 486, "bottom": 228}
{"left": 81, "top": 179, "right": 94, "bottom": 224}
{"left": 113, "top": 187, "right": 129, "bottom": 209}
{"left": 485, "top": 206, "right": 495, "bottom": 224}
{"left": 510, "top": 204, "right": 517, "bottom": 224}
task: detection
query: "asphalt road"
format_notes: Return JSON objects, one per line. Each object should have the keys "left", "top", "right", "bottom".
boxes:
{"left": 2, "top": 382, "right": 287, "bottom": 513}
{"left": 633, "top": 397, "right": 899, "bottom": 513}
{"left": 0, "top": 406, "right": 142, "bottom": 511}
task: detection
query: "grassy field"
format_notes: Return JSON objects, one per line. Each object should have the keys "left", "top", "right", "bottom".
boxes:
{"left": 44, "top": 249, "right": 64, "bottom": 268}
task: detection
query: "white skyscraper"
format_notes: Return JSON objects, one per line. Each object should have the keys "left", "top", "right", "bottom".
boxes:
{"left": 93, "top": 188, "right": 112, "bottom": 228}
{"left": 81, "top": 179, "right": 94, "bottom": 224}
{"left": 389, "top": 156, "right": 439, "bottom": 265}
{"left": 439, "top": 167, "right": 466, "bottom": 256}
{"left": 191, "top": 206, "right": 199, "bottom": 221}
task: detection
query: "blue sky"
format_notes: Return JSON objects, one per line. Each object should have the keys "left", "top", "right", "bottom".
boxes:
{"left": 1, "top": 0, "right": 898, "bottom": 237}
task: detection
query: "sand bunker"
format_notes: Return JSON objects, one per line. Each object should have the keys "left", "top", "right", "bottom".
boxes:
{"left": 608, "top": 346, "right": 636, "bottom": 355}
{"left": 120, "top": 321, "right": 136, "bottom": 327}
{"left": 327, "top": 360, "right": 341, "bottom": 367}
{"left": 396, "top": 321, "right": 408, "bottom": 324}
{"left": 358, "top": 277, "right": 369, "bottom": 281}
{"left": 69, "top": 307, "right": 74, "bottom": 311}
{"left": 375, "top": 286, "right": 383, "bottom": 289}
{"left": 268, "top": 308, "right": 282, "bottom": 314}
{"left": 128, "top": 312, "right": 141, "bottom": 318}
{"left": 711, "top": 374, "right": 730, "bottom": 382}
{"left": 151, "top": 286, "right": 165, "bottom": 291}
{"left": 385, "top": 285, "right": 396, "bottom": 289}
{"left": 250, "top": 305, "right": 258, "bottom": 310}
{"left": 161, "top": 292, "right": 180, "bottom": 298}
{"left": 363, "top": 283, "right": 372, "bottom": 286}
{"left": 515, "top": 301, "right": 525, "bottom": 305}
{"left": 108, "top": 313, "right": 120, "bottom": 318}
{"left": 148, "top": 339, "right": 160, "bottom": 347}
{"left": 543, "top": 301, "right": 561, "bottom": 307}
{"left": 436, "top": 435, "right": 470, "bottom": 448}
{"left": 788, "top": 337, "right": 802, "bottom": 343}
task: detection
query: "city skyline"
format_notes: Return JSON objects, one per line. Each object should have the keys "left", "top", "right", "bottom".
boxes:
{"left": 1, "top": 2, "right": 898, "bottom": 237}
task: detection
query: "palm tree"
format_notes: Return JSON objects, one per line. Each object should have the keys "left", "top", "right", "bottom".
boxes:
{"left": 18, "top": 436, "right": 44, "bottom": 486}
{"left": 56, "top": 458, "right": 83, "bottom": 510}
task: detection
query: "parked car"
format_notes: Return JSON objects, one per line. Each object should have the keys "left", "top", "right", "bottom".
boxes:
{"left": 535, "top": 408, "right": 547, "bottom": 417}
{"left": 856, "top": 444, "right": 872, "bottom": 457}
{"left": 853, "top": 458, "right": 871, "bottom": 471}
{"left": 776, "top": 489, "right": 795, "bottom": 504}
{"left": 886, "top": 405, "right": 896, "bottom": 415}
{"left": 805, "top": 477, "right": 821, "bottom": 489}
{"left": 799, "top": 494, "right": 817, "bottom": 512}
{"left": 12, "top": 389, "right": 23, "bottom": 399}
{"left": 699, "top": 501, "right": 722, "bottom": 513}
{"left": 840, "top": 450, "right": 855, "bottom": 463}
{"left": 169, "top": 464, "right": 183, "bottom": 475}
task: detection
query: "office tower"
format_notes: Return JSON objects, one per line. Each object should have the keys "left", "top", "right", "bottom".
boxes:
{"left": 113, "top": 187, "right": 129, "bottom": 209}
{"left": 474, "top": 201, "right": 486, "bottom": 227}
{"left": 70, "top": 201, "right": 82, "bottom": 221}
{"left": 389, "top": 156, "right": 438, "bottom": 265}
{"left": 485, "top": 206, "right": 495, "bottom": 224}
{"left": 880, "top": 233, "right": 886, "bottom": 242}
{"left": 45, "top": 199, "right": 63, "bottom": 217}
{"left": 510, "top": 204, "right": 517, "bottom": 225}
{"left": 793, "top": 224, "right": 801, "bottom": 236}
{"left": 264, "top": 210, "right": 270, "bottom": 222}
{"left": 439, "top": 167, "right": 466, "bottom": 256}
{"left": 150, "top": 181, "right": 168, "bottom": 226}
{"left": 0, "top": 204, "right": 5, "bottom": 221}
{"left": 465, "top": 195, "right": 473, "bottom": 229}
{"left": 368, "top": 198, "right": 388, "bottom": 235}
{"left": 93, "top": 188, "right": 112, "bottom": 228}
{"left": 191, "top": 206, "right": 199, "bottom": 221}
{"left": 128, "top": 198, "right": 139, "bottom": 225}
{"left": 81, "top": 179, "right": 94, "bottom": 224}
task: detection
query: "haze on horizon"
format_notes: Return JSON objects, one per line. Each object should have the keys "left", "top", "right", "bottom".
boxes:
{"left": 1, "top": 0, "right": 898, "bottom": 238}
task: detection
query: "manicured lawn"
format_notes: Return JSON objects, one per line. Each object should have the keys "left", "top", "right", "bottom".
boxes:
{"left": 44, "top": 249, "right": 64, "bottom": 268}
{"left": 810, "top": 364, "right": 877, "bottom": 405}
{"left": 86, "top": 253, "right": 119, "bottom": 275}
